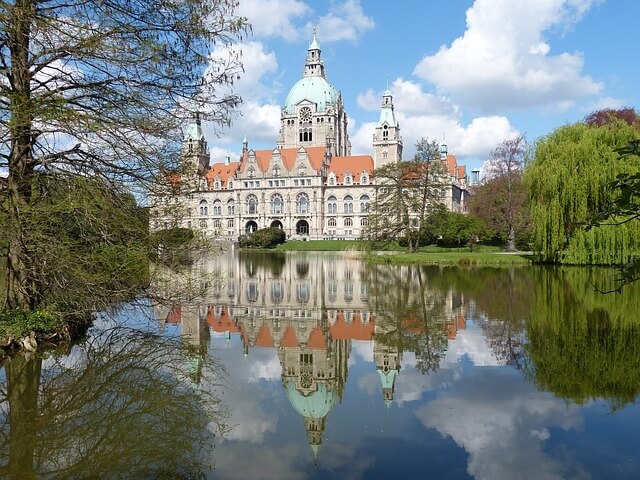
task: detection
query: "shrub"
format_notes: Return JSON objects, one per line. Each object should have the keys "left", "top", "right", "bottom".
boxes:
{"left": 240, "top": 227, "right": 286, "bottom": 249}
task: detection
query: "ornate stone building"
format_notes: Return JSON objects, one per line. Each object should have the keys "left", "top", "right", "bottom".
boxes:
{"left": 151, "top": 33, "right": 469, "bottom": 240}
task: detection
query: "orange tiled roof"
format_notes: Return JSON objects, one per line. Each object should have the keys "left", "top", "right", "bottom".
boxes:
{"left": 307, "top": 327, "right": 327, "bottom": 349}
{"left": 256, "top": 324, "right": 274, "bottom": 347}
{"left": 206, "top": 306, "right": 241, "bottom": 333}
{"left": 330, "top": 311, "right": 375, "bottom": 340}
{"left": 329, "top": 156, "right": 374, "bottom": 184}
{"left": 239, "top": 146, "right": 327, "bottom": 174}
{"left": 204, "top": 161, "right": 240, "bottom": 188}
{"left": 166, "top": 305, "right": 182, "bottom": 324}
{"left": 280, "top": 325, "right": 299, "bottom": 348}
{"left": 457, "top": 165, "right": 466, "bottom": 180}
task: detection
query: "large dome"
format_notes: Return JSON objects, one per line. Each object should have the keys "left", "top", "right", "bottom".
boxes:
{"left": 286, "top": 380, "right": 337, "bottom": 419}
{"left": 284, "top": 76, "right": 339, "bottom": 115}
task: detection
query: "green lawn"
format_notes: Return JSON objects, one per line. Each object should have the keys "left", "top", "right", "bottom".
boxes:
{"left": 271, "top": 241, "right": 531, "bottom": 265}
{"left": 368, "top": 251, "right": 532, "bottom": 266}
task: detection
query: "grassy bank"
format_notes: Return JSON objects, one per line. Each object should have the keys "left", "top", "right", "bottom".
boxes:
{"left": 368, "top": 251, "right": 532, "bottom": 266}
{"left": 271, "top": 241, "right": 531, "bottom": 265}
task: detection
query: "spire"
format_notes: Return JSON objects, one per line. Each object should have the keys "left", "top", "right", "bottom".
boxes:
{"left": 378, "top": 88, "right": 397, "bottom": 127}
{"left": 184, "top": 111, "right": 204, "bottom": 141}
{"left": 304, "top": 28, "right": 325, "bottom": 78}
{"left": 309, "top": 26, "right": 320, "bottom": 50}
{"left": 242, "top": 133, "right": 248, "bottom": 154}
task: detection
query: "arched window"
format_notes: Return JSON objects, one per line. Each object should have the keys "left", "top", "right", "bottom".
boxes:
{"left": 271, "top": 194, "right": 283, "bottom": 214}
{"left": 296, "top": 282, "right": 310, "bottom": 303}
{"left": 343, "top": 195, "right": 353, "bottom": 213}
{"left": 199, "top": 200, "right": 208, "bottom": 216}
{"left": 383, "top": 124, "right": 389, "bottom": 140}
{"left": 213, "top": 200, "right": 222, "bottom": 216}
{"left": 227, "top": 199, "right": 235, "bottom": 215}
{"left": 344, "top": 172, "right": 352, "bottom": 185}
{"left": 328, "top": 173, "right": 336, "bottom": 186}
{"left": 247, "top": 282, "right": 259, "bottom": 303}
{"left": 296, "top": 193, "right": 310, "bottom": 214}
{"left": 214, "top": 178, "right": 221, "bottom": 190}
{"left": 360, "top": 194, "right": 370, "bottom": 212}
{"left": 361, "top": 173, "right": 369, "bottom": 185}
{"left": 344, "top": 217, "right": 353, "bottom": 227}
{"left": 328, "top": 218, "right": 336, "bottom": 227}
{"left": 213, "top": 219, "right": 221, "bottom": 228}
{"left": 247, "top": 194, "right": 258, "bottom": 215}
{"left": 327, "top": 195, "right": 337, "bottom": 214}
{"left": 271, "top": 282, "right": 284, "bottom": 304}
{"left": 227, "top": 219, "right": 234, "bottom": 228}
{"left": 361, "top": 217, "right": 368, "bottom": 226}
{"left": 199, "top": 219, "right": 207, "bottom": 228}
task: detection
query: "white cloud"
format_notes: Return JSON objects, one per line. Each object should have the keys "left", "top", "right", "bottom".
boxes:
{"left": 351, "top": 79, "right": 519, "bottom": 161}
{"left": 413, "top": 0, "right": 603, "bottom": 111}
{"left": 237, "top": 0, "right": 309, "bottom": 41}
{"left": 203, "top": 41, "right": 282, "bottom": 154}
{"left": 306, "top": 0, "right": 374, "bottom": 43}
{"left": 416, "top": 369, "right": 585, "bottom": 480}
{"left": 585, "top": 96, "right": 626, "bottom": 112}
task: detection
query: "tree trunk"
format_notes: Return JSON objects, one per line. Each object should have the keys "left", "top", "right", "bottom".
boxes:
{"left": 507, "top": 224, "right": 516, "bottom": 252}
{"left": 5, "top": 0, "right": 36, "bottom": 310}
{"left": 6, "top": 354, "right": 42, "bottom": 479}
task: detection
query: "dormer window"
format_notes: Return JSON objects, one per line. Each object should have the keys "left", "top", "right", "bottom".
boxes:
{"left": 361, "top": 173, "right": 369, "bottom": 185}
{"left": 344, "top": 172, "right": 352, "bottom": 185}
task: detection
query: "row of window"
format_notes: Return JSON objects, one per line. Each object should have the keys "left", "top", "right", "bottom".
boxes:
{"left": 198, "top": 194, "right": 370, "bottom": 216}
{"left": 244, "top": 281, "right": 366, "bottom": 304}
{"left": 199, "top": 173, "right": 370, "bottom": 190}
{"left": 327, "top": 217, "right": 368, "bottom": 227}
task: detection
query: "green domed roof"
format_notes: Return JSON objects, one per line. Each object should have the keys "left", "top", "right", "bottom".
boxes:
{"left": 284, "top": 76, "right": 338, "bottom": 114}
{"left": 286, "top": 380, "right": 337, "bottom": 419}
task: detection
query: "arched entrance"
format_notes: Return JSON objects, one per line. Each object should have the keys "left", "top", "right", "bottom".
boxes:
{"left": 296, "top": 220, "right": 309, "bottom": 235}
{"left": 270, "top": 220, "right": 283, "bottom": 229}
{"left": 245, "top": 221, "right": 258, "bottom": 234}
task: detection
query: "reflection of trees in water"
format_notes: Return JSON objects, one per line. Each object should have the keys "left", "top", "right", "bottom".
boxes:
{"left": 367, "top": 264, "right": 451, "bottom": 374}
{"left": 0, "top": 327, "right": 229, "bottom": 479}
{"left": 435, "top": 265, "right": 640, "bottom": 409}
{"left": 238, "top": 251, "right": 287, "bottom": 278}
{"left": 525, "top": 267, "right": 640, "bottom": 410}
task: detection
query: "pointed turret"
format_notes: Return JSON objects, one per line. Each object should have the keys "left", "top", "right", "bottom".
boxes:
{"left": 304, "top": 27, "right": 325, "bottom": 78}
{"left": 373, "top": 87, "right": 403, "bottom": 168}
{"left": 182, "top": 113, "right": 210, "bottom": 176}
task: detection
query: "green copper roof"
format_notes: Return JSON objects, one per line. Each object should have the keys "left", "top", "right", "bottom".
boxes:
{"left": 284, "top": 76, "right": 338, "bottom": 114}
{"left": 377, "top": 369, "right": 398, "bottom": 390}
{"left": 184, "top": 116, "right": 204, "bottom": 141}
{"left": 309, "top": 32, "right": 320, "bottom": 50}
{"left": 286, "top": 380, "right": 337, "bottom": 419}
{"left": 377, "top": 105, "right": 397, "bottom": 128}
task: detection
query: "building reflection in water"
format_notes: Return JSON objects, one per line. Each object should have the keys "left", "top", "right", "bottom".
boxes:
{"left": 152, "top": 252, "right": 466, "bottom": 459}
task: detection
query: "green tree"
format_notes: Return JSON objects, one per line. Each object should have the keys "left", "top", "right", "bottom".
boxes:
{"left": 469, "top": 174, "right": 531, "bottom": 248}
{"left": 423, "top": 205, "right": 488, "bottom": 247}
{"left": 364, "top": 138, "right": 446, "bottom": 252}
{"left": 0, "top": 0, "right": 247, "bottom": 311}
{"left": 526, "top": 121, "right": 640, "bottom": 264}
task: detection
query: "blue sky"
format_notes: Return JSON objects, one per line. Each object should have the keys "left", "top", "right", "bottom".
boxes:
{"left": 203, "top": 0, "right": 640, "bottom": 172}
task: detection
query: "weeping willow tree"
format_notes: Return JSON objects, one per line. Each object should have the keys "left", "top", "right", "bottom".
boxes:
{"left": 526, "top": 121, "right": 640, "bottom": 264}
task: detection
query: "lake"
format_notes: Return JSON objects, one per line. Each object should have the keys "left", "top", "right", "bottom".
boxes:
{"left": 1, "top": 250, "right": 640, "bottom": 479}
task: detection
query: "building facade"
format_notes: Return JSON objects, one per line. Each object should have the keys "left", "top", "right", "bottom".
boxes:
{"left": 151, "top": 33, "right": 469, "bottom": 240}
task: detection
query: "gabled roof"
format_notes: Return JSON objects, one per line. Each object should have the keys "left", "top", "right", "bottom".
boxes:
{"left": 204, "top": 161, "right": 240, "bottom": 187}
{"left": 329, "top": 156, "right": 374, "bottom": 183}
{"left": 330, "top": 311, "right": 375, "bottom": 340}
{"left": 281, "top": 325, "right": 299, "bottom": 348}
{"left": 240, "top": 146, "right": 327, "bottom": 173}
{"left": 256, "top": 324, "right": 274, "bottom": 347}
{"left": 308, "top": 327, "right": 327, "bottom": 349}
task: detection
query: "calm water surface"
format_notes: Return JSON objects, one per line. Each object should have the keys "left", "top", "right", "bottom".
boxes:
{"left": 1, "top": 251, "right": 640, "bottom": 479}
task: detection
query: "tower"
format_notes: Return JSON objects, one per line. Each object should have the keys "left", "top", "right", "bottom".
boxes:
{"left": 373, "top": 89, "right": 403, "bottom": 168}
{"left": 280, "top": 31, "right": 349, "bottom": 156}
{"left": 182, "top": 113, "right": 210, "bottom": 176}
